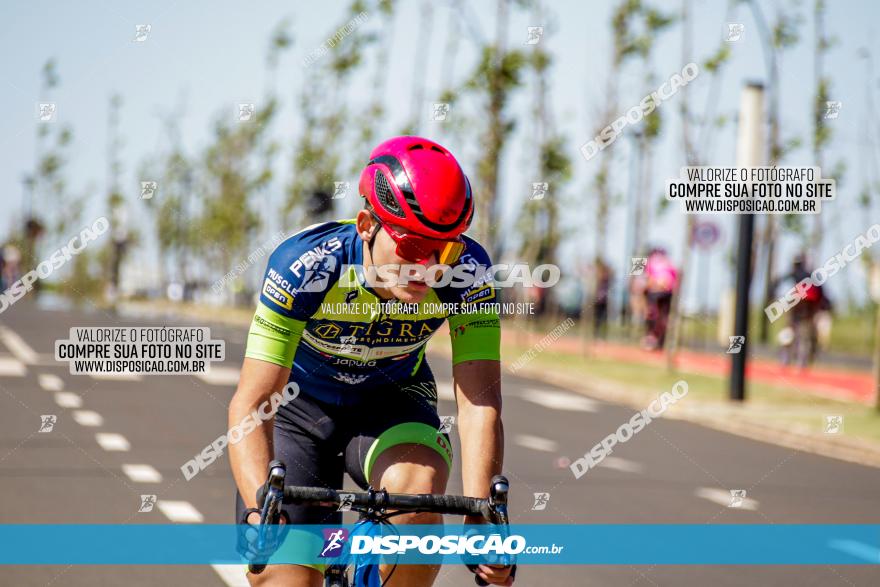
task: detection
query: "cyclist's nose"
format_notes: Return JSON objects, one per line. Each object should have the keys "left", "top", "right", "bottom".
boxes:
{"left": 416, "top": 253, "right": 438, "bottom": 267}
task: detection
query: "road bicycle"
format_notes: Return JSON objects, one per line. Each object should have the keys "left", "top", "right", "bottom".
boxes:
{"left": 243, "top": 460, "right": 517, "bottom": 587}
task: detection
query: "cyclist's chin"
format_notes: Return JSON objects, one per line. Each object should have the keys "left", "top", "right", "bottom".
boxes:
{"left": 393, "top": 283, "right": 430, "bottom": 303}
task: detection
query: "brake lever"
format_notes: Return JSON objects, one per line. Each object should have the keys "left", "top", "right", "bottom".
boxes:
{"left": 472, "top": 475, "right": 517, "bottom": 585}
{"left": 249, "top": 460, "right": 286, "bottom": 575}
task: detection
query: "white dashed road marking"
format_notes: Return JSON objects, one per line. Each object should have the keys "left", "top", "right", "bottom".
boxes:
{"left": 516, "top": 388, "right": 599, "bottom": 412}
{"left": 196, "top": 366, "right": 240, "bottom": 386}
{"left": 95, "top": 433, "right": 131, "bottom": 452}
{"left": 0, "top": 326, "right": 38, "bottom": 364}
{"left": 38, "top": 373, "right": 64, "bottom": 391}
{"left": 212, "top": 564, "right": 250, "bottom": 587}
{"left": 514, "top": 433, "right": 559, "bottom": 452}
{"left": 54, "top": 392, "right": 82, "bottom": 408}
{"left": 694, "top": 487, "right": 759, "bottom": 511}
{"left": 72, "top": 410, "right": 103, "bottom": 427}
{"left": 597, "top": 456, "right": 644, "bottom": 474}
{"left": 436, "top": 380, "right": 455, "bottom": 402}
{"left": 0, "top": 357, "right": 26, "bottom": 377}
{"left": 158, "top": 500, "right": 204, "bottom": 522}
{"left": 122, "top": 464, "right": 163, "bottom": 483}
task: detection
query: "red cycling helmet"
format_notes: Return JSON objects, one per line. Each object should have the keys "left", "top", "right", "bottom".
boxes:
{"left": 359, "top": 136, "right": 474, "bottom": 240}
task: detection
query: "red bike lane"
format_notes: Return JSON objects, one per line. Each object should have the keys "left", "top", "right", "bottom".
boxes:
{"left": 503, "top": 330, "right": 875, "bottom": 405}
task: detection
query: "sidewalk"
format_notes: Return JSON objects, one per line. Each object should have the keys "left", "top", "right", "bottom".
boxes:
{"left": 504, "top": 329, "right": 877, "bottom": 406}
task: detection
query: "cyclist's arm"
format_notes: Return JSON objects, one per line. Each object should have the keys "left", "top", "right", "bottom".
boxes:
{"left": 448, "top": 304, "right": 503, "bottom": 505}
{"left": 453, "top": 357, "right": 503, "bottom": 503}
{"left": 229, "top": 305, "right": 305, "bottom": 510}
{"left": 230, "top": 226, "right": 340, "bottom": 510}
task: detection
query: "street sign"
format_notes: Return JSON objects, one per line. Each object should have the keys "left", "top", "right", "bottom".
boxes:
{"left": 692, "top": 221, "right": 721, "bottom": 249}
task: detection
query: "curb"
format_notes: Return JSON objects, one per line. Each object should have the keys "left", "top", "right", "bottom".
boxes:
{"left": 506, "top": 355, "right": 880, "bottom": 470}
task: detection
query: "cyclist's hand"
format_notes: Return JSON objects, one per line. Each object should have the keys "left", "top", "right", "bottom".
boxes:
{"left": 237, "top": 509, "right": 288, "bottom": 564}
{"left": 463, "top": 515, "right": 516, "bottom": 585}
{"left": 473, "top": 563, "right": 514, "bottom": 586}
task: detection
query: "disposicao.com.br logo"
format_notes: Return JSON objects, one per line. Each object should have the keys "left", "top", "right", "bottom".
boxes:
{"left": 348, "top": 533, "right": 529, "bottom": 555}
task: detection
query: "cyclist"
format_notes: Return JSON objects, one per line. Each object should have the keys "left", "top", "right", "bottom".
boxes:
{"left": 773, "top": 254, "right": 830, "bottom": 367}
{"left": 230, "top": 136, "right": 514, "bottom": 587}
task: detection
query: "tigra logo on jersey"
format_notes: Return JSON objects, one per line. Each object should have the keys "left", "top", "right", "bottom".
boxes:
{"left": 289, "top": 237, "right": 342, "bottom": 277}
{"left": 310, "top": 319, "right": 438, "bottom": 343}
{"left": 263, "top": 278, "right": 294, "bottom": 310}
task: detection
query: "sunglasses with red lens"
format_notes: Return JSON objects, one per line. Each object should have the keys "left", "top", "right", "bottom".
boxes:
{"left": 369, "top": 212, "right": 466, "bottom": 265}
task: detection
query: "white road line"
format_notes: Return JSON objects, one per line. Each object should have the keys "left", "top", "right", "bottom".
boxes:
{"left": 122, "top": 464, "right": 163, "bottom": 483}
{"left": 436, "top": 380, "right": 456, "bottom": 402}
{"left": 0, "top": 327, "right": 38, "bottom": 364}
{"left": 597, "top": 456, "right": 644, "bottom": 474}
{"left": 196, "top": 366, "right": 240, "bottom": 386}
{"left": 694, "top": 487, "right": 759, "bottom": 511}
{"left": 0, "top": 356, "right": 26, "bottom": 377}
{"left": 89, "top": 372, "right": 143, "bottom": 381}
{"left": 54, "top": 392, "right": 82, "bottom": 408}
{"left": 71, "top": 410, "right": 103, "bottom": 427}
{"left": 513, "top": 433, "right": 559, "bottom": 453}
{"left": 157, "top": 500, "right": 204, "bottom": 523}
{"left": 38, "top": 373, "right": 64, "bottom": 391}
{"left": 212, "top": 564, "right": 250, "bottom": 587}
{"left": 516, "top": 388, "right": 599, "bottom": 412}
{"left": 95, "top": 433, "right": 131, "bottom": 452}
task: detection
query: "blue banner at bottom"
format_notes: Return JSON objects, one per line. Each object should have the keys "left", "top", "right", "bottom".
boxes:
{"left": 0, "top": 524, "right": 877, "bottom": 565}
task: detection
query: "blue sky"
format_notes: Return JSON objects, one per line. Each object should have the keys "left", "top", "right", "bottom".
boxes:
{"left": 1, "top": 0, "right": 878, "bottom": 309}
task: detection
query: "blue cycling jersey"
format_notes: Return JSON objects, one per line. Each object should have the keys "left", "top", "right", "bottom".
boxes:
{"left": 244, "top": 219, "right": 500, "bottom": 406}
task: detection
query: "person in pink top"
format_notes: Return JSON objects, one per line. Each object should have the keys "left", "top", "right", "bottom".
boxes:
{"left": 642, "top": 247, "right": 678, "bottom": 350}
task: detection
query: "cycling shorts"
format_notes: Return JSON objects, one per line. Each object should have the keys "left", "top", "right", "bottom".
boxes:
{"left": 235, "top": 362, "right": 453, "bottom": 528}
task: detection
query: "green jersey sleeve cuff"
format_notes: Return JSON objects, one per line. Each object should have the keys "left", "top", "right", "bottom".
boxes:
{"left": 244, "top": 303, "right": 305, "bottom": 367}
{"left": 447, "top": 310, "right": 501, "bottom": 365}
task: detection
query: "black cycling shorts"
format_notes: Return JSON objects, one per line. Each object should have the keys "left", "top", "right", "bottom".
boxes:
{"left": 234, "top": 363, "right": 453, "bottom": 526}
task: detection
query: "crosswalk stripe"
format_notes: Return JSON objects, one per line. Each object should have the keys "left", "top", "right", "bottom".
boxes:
{"left": 516, "top": 388, "right": 599, "bottom": 412}
{"left": 72, "top": 410, "right": 103, "bottom": 427}
{"left": 0, "top": 356, "right": 26, "bottom": 377}
{"left": 95, "top": 433, "right": 131, "bottom": 452}
{"left": 157, "top": 500, "right": 204, "bottom": 522}
{"left": 38, "top": 374, "right": 64, "bottom": 391}
{"left": 211, "top": 564, "right": 250, "bottom": 586}
{"left": 196, "top": 366, "right": 240, "bottom": 386}
{"left": 513, "top": 433, "right": 558, "bottom": 452}
{"left": 0, "top": 327, "right": 38, "bottom": 364}
{"left": 54, "top": 392, "right": 82, "bottom": 408}
{"left": 122, "top": 464, "right": 163, "bottom": 483}
{"left": 694, "top": 487, "right": 759, "bottom": 511}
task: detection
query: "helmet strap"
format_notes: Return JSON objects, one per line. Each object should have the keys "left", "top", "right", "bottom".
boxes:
{"left": 365, "top": 216, "right": 381, "bottom": 264}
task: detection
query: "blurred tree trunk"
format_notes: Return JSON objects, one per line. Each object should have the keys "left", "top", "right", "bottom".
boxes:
{"left": 665, "top": 0, "right": 733, "bottom": 369}
{"left": 406, "top": 0, "right": 433, "bottom": 135}
{"left": 517, "top": 2, "right": 571, "bottom": 320}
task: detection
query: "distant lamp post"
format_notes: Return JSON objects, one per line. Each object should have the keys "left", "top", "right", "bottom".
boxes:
{"left": 730, "top": 82, "right": 765, "bottom": 403}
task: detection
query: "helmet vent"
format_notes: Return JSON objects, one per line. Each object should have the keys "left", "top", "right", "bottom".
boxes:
{"left": 375, "top": 171, "right": 405, "bottom": 217}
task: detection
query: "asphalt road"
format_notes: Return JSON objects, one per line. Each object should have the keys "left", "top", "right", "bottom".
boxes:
{"left": 1, "top": 299, "right": 878, "bottom": 586}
